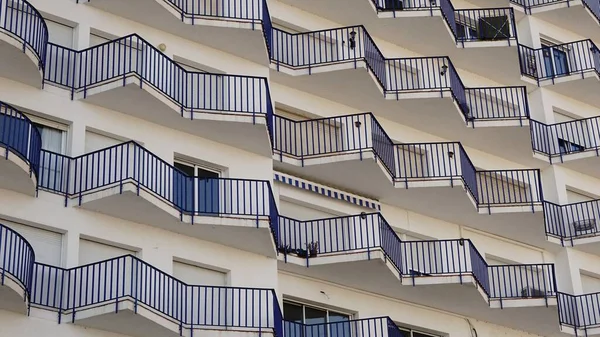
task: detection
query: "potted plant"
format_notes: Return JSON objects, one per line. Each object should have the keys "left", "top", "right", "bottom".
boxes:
{"left": 307, "top": 241, "right": 319, "bottom": 258}
{"left": 296, "top": 248, "right": 309, "bottom": 258}
{"left": 278, "top": 245, "right": 294, "bottom": 255}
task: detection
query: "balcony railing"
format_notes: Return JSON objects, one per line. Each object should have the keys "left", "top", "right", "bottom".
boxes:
{"left": 544, "top": 199, "right": 600, "bottom": 243}
{"left": 0, "top": 101, "right": 42, "bottom": 179}
{"left": 283, "top": 316, "right": 402, "bottom": 337}
{"left": 44, "top": 34, "right": 273, "bottom": 119}
{"left": 30, "top": 254, "right": 279, "bottom": 330}
{"left": 36, "top": 141, "right": 279, "bottom": 234}
{"left": 558, "top": 292, "right": 600, "bottom": 332}
{"left": 271, "top": 26, "right": 528, "bottom": 123}
{"left": 0, "top": 0, "right": 48, "bottom": 69}
{"left": 272, "top": 113, "right": 543, "bottom": 210}
{"left": 519, "top": 40, "right": 600, "bottom": 82}
{"left": 530, "top": 116, "right": 600, "bottom": 161}
{"left": 0, "top": 223, "right": 35, "bottom": 299}
{"left": 511, "top": 0, "right": 600, "bottom": 22}
{"left": 370, "top": 0, "right": 517, "bottom": 45}
{"left": 277, "top": 212, "right": 556, "bottom": 302}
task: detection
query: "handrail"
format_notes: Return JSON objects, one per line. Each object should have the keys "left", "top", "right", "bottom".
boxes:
{"left": 511, "top": 0, "right": 600, "bottom": 22}
{"left": 0, "top": 0, "right": 49, "bottom": 70}
{"left": 270, "top": 25, "right": 529, "bottom": 123}
{"left": 530, "top": 116, "right": 600, "bottom": 159}
{"left": 283, "top": 316, "right": 402, "bottom": 337}
{"left": 518, "top": 39, "right": 600, "bottom": 82}
{"left": 544, "top": 199, "right": 600, "bottom": 243}
{"left": 30, "top": 254, "right": 279, "bottom": 330}
{"left": 277, "top": 212, "right": 558, "bottom": 301}
{"left": 0, "top": 100, "right": 42, "bottom": 179}
{"left": 272, "top": 112, "right": 543, "bottom": 210}
{"left": 36, "top": 141, "right": 280, "bottom": 236}
{"left": 44, "top": 34, "right": 272, "bottom": 117}
{"left": 0, "top": 223, "right": 36, "bottom": 300}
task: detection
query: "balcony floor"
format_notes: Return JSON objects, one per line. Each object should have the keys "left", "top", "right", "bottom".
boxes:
{"left": 0, "top": 280, "right": 28, "bottom": 315}
{"left": 535, "top": 72, "right": 600, "bottom": 109}
{"left": 279, "top": 251, "right": 564, "bottom": 337}
{"left": 75, "top": 182, "right": 276, "bottom": 257}
{"left": 528, "top": 2, "right": 600, "bottom": 45}
{"left": 80, "top": 0, "right": 268, "bottom": 65}
{"left": 77, "top": 76, "right": 272, "bottom": 157}
{"left": 553, "top": 152, "right": 600, "bottom": 180}
{"left": 0, "top": 147, "right": 37, "bottom": 197}
{"left": 0, "top": 37, "right": 42, "bottom": 88}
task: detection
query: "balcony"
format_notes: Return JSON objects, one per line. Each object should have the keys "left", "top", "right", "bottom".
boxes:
{"left": 0, "top": 101, "right": 42, "bottom": 196}
{"left": 519, "top": 40, "right": 600, "bottom": 108}
{"left": 0, "top": 0, "right": 47, "bottom": 88}
{"left": 511, "top": 0, "right": 600, "bottom": 44}
{"left": 531, "top": 116, "right": 600, "bottom": 178}
{"left": 273, "top": 1, "right": 521, "bottom": 84}
{"left": 276, "top": 213, "right": 559, "bottom": 337}
{"left": 270, "top": 26, "right": 530, "bottom": 144}
{"left": 44, "top": 35, "right": 273, "bottom": 156}
{"left": 76, "top": 0, "right": 271, "bottom": 64}
{"left": 544, "top": 199, "right": 600, "bottom": 252}
{"left": 30, "top": 255, "right": 279, "bottom": 337}
{"left": 558, "top": 292, "right": 600, "bottom": 336}
{"left": 37, "top": 142, "right": 278, "bottom": 257}
{"left": 0, "top": 223, "right": 35, "bottom": 314}
{"left": 282, "top": 316, "right": 402, "bottom": 337}
{"left": 272, "top": 113, "right": 545, "bottom": 246}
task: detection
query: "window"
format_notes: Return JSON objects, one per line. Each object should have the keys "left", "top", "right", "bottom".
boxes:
{"left": 541, "top": 39, "right": 570, "bottom": 78}
{"left": 558, "top": 138, "right": 585, "bottom": 154}
{"left": 283, "top": 301, "right": 351, "bottom": 337}
{"left": 45, "top": 18, "right": 74, "bottom": 48}
{"left": 31, "top": 117, "right": 67, "bottom": 191}
{"left": 398, "top": 327, "right": 440, "bottom": 337}
{"left": 172, "top": 260, "right": 227, "bottom": 285}
{"left": 173, "top": 159, "right": 220, "bottom": 214}
{"left": 79, "top": 239, "right": 137, "bottom": 265}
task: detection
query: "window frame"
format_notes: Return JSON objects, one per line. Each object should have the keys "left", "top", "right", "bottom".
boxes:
{"left": 27, "top": 114, "right": 68, "bottom": 155}
{"left": 282, "top": 299, "right": 353, "bottom": 325}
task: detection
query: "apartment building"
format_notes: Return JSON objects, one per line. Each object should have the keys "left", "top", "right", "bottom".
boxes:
{"left": 0, "top": 0, "right": 599, "bottom": 337}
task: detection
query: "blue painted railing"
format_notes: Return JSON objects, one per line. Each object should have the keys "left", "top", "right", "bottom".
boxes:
{"left": 277, "top": 212, "right": 557, "bottom": 302}
{"left": 0, "top": 101, "right": 42, "bottom": 179}
{"left": 44, "top": 34, "right": 272, "bottom": 119}
{"left": 558, "top": 291, "right": 600, "bottom": 333}
{"left": 519, "top": 39, "right": 600, "bottom": 83}
{"left": 0, "top": 223, "right": 35, "bottom": 300}
{"left": 271, "top": 26, "right": 529, "bottom": 123}
{"left": 31, "top": 254, "right": 280, "bottom": 331}
{"left": 544, "top": 199, "right": 600, "bottom": 244}
{"left": 283, "top": 316, "right": 402, "bottom": 337}
{"left": 370, "top": 0, "right": 517, "bottom": 45}
{"left": 511, "top": 0, "right": 600, "bottom": 22}
{"left": 272, "top": 113, "right": 543, "bottom": 210}
{"left": 36, "top": 142, "right": 279, "bottom": 234}
{"left": 0, "top": 0, "right": 48, "bottom": 69}
{"left": 531, "top": 116, "right": 600, "bottom": 162}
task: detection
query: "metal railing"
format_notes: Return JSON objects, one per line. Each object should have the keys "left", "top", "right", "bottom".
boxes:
{"left": 272, "top": 112, "right": 543, "bottom": 210}
{"left": 558, "top": 292, "right": 600, "bottom": 331}
{"left": 44, "top": 34, "right": 272, "bottom": 118}
{"left": 518, "top": 39, "right": 600, "bottom": 82}
{"left": 36, "top": 141, "right": 279, "bottom": 234}
{"left": 271, "top": 26, "right": 528, "bottom": 123}
{"left": 0, "top": 0, "right": 48, "bottom": 69}
{"left": 0, "top": 101, "right": 42, "bottom": 179}
{"left": 511, "top": 0, "right": 600, "bottom": 22}
{"left": 30, "top": 254, "right": 279, "bottom": 330}
{"left": 530, "top": 116, "right": 600, "bottom": 160}
{"left": 0, "top": 223, "right": 35, "bottom": 300}
{"left": 277, "top": 212, "right": 558, "bottom": 301}
{"left": 544, "top": 199, "right": 600, "bottom": 243}
{"left": 283, "top": 316, "right": 403, "bottom": 337}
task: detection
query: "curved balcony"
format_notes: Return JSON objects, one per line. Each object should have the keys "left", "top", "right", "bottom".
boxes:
{"left": 273, "top": 1, "right": 520, "bottom": 84}
{"left": 531, "top": 116, "right": 600, "bottom": 178}
{"left": 519, "top": 40, "right": 600, "bottom": 108}
{"left": 0, "top": 0, "right": 48, "bottom": 88}
{"left": 0, "top": 223, "right": 35, "bottom": 314}
{"left": 510, "top": 0, "right": 600, "bottom": 44}
{"left": 276, "top": 212, "right": 559, "bottom": 337}
{"left": 272, "top": 113, "right": 545, "bottom": 246}
{"left": 76, "top": 0, "right": 271, "bottom": 64}
{"left": 270, "top": 26, "right": 530, "bottom": 146}
{"left": 44, "top": 35, "right": 273, "bottom": 156}
{"left": 30, "top": 255, "right": 279, "bottom": 337}
{"left": 544, "top": 199, "right": 600, "bottom": 252}
{"left": 36, "top": 142, "right": 279, "bottom": 257}
{"left": 0, "top": 101, "right": 41, "bottom": 196}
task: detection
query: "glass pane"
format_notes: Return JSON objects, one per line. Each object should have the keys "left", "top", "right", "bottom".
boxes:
{"left": 413, "top": 331, "right": 434, "bottom": 337}
{"left": 328, "top": 312, "right": 350, "bottom": 337}
{"left": 398, "top": 328, "right": 412, "bottom": 337}
{"left": 283, "top": 302, "right": 304, "bottom": 323}
{"left": 305, "top": 307, "right": 327, "bottom": 337}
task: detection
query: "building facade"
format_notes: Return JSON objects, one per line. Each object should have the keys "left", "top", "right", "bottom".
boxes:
{"left": 0, "top": 0, "right": 599, "bottom": 337}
